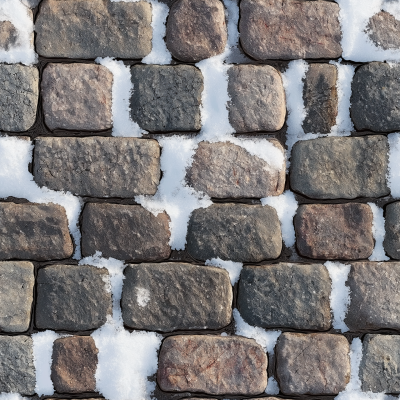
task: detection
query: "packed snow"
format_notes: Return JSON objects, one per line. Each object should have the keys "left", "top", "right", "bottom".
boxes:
{"left": 205, "top": 258, "right": 243, "bottom": 285}
{"left": 368, "top": 203, "right": 390, "bottom": 261}
{"left": 388, "top": 133, "right": 400, "bottom": 198}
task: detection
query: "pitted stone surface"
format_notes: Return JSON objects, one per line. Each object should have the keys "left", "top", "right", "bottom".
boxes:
{"left": 166, "top": 0, "right": 227, "bottom": 62}
{"left": 36, "top": 264, "right": 112, "bottom": 331}
{"left": 290, "top": 136, "right": 390, "bottom": 199}
{"left": 185, "top": 141, "right": 285, "bottom": 198}
{"left": 276, "top": 333, "right": 350, "bottom": 395}
{"left": 42, "top": 63, "right": 113, "bottom": 131}
{"left": 0, "top": 262, "right": 34, "bottom": 333}
{"left": 367, "top": 11, "right": 400, "bottom": 50}
{"left": 122, "top": 263, "right": 232, "bottom": 332}
{"left": 157, "top": 335, "right": 268, "bottom": 395}
{"left": 186, "top": 203, "right": 282, "bottom": 262}
{"left": 0, "top": 202, "right": 73, "bottom": 261}
{"left": 0, "top": 336, "right": 35, "bottom": 395}
{"left": 130, "top": 65, "right": 203, "bottom": 132}
{"left": 294, "top": 203, "right": 374, "bottom": 260}
{"left": 227, "top": 65, "right": 286, "bottom": 132}
{"left": 239, "top": 0, "right": 342, "bottom": 60}
{"left": 0, "top": 64, "right": 38, "bottom": 132}
{"left": 81, "top": 203, "right": 171, "bottom": 261}
{"left": 35, "top": 0, "right": 152, "bottom": 58}
{"left": 238, "top": 263, "right": 331, "bottom": 331}
{"left": 34, "top": 137, "right": 160, "bottom": 198}
{"left": 384, "top": 201, "right": 400, "bottom": 259}
{"left": 0, "top": 21, "right": 18, "bottom": 50}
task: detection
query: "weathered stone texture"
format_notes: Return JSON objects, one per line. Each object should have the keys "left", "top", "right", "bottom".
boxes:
{"left": 290, "top": 136, "right": 390, "bottom": 199}
{"left": 131, "top": 65, "right": 203, "bottom": 132}
{"left": 276, "top": 333, "right": 350, "bottom": 395}
{"left": 367, "top": 11, "right": 400, "bottom": 51}
{"left": 239, "top": 0, "right": 342, "bottom": 60}
{"left": 384, "top": 201, "right": 400, "bottom": 259}
{"left": 42, "top": 63, "right": 113, "bottom": 131}
{"left": 186, "top": 204, "right": 282, "bottom": 262}
{"left": 166, "top": 0, "right": 227, "bottom": 62}
{"left": 0, "top": 21, "right": 18, "bottom": 50}
{"left": 0, "top": 64, "right": 38, "bottom": 132}
{"left": 227, "top": 65, "right": 286, "bottom": 132}
{"left": 158, "top": 335, "right": 268, "bottom": 395}
{"left": 303, "top": 64, "right": 338, "bottom": 134}
{"left": 0, "top": 262, "right": 34, "bottom": 333}
{"left": 35, "top": 0, "right": 152, "bottom": 58}
{"left": 351, "top": 62, "right": 400, "bottom": 132}
{"left": 0, "top": 202, "right": 73, "bottom": 261}
{"left": 294, "top": 203, "right": 374, "bottom": 260}
{"left": 186, "top": 141, "right": 285, "bottom": 198}
{"left": 51, "top": 336, "right": 98, "bottom": 393}
{"left": 122, "top": 263, "right": 232, "bottom": 332}
{"left": 36, "top": 264, "right": 112, "bottom": 331}
{"left": 81, "top": 203, "right": 171, "bottom": 261}
{"left": 34, "top": 137, "right": 160, "bottom": 198}
{"left": 238, "top": 263, "right": 331, "bottom": 331}
{"left": 0, "top": 336, "right": 35, "bottom": 395}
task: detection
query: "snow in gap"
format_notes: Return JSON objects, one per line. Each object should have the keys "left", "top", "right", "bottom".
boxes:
{"left": 368, "top": 203, "right": 390, "bottom": 261}
{"left": 0, "top": 395, "right": 29, "bottom": 400}
{"left": 205, "top": 258, "right": 243, "bottom": 285}
{"left": 388, "top": 133, "right": 400, "bottom": 198}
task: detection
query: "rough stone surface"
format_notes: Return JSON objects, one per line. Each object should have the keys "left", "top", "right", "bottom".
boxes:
{"left": 35, "top": 0, "right": 152, "bottom": 59}
{"left": 0, "top": 21, "right": 18, "bottom": 50}
{"left": 360, "top": 334, "right": 400, "bottom": 393}
{"left": 122, "top": 263, "right": 232, "bottom": 332}
{"left": 227, "top": 65, "right": 286, "bottom": 133}
{"left": 239, "top": 0, "right": 342, "bottom": 60}
{"left": 81, "top": 203, "right": 171, "bottom": 261}
{"left": 238, "top": 263, "right": 331, "bottom": 331}
{"left": 130, "top": 65, "right": 203, "bottom": 132}
{"left": 157, "top": 335, "right": 268, "bottom": 395}
{"left": 42, "top": 63, "right": 113, "bottom": 131}
{"left": 384, "top": 201, "right": 400, "bottom": 259}
{"left": 0, "top": 336, "right": 35, "bottom": 395}
{"left": 166, "top": 0, "right": 227, "bottom": 62}
{"left": 294, "top": 203, "right": 374, "bottom": 260}
{"left": 0, "top": 202, "right": 73, "bottom": 261}
{"left": 51, "top": 336, "right": 98, "bottom": 393}
{"left": 186, "top": 204, "right": 282, "bottom": 262}
{"left": 0, "top": 64, "right": 38, "bottom": 132}
{"left": 351, "top": 62, "right": 400, "bottom": 132}
{"left": 302, "top": 64, "right": 338, "bottom": 134}
{"left": 367, "top": 11, "right": 400, "bottom": 51}
{"left": 290, "top": 136, "right": 390, "bottom": 199}
{"left": 34, "top": 137, "right": 161, "bottom": 198}
{"left": 185, "top": 141, "right": 285, "bottom": 198}
{"left": 0, "top": 262, "right": 34, "bottom": 333}
{"left": 276, "top": 333, "right": 350, "bottom": 395}
{"left": 36, "top": 264, "right": 112, "bottom": 331}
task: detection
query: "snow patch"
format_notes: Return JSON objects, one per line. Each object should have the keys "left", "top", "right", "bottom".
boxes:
{"left": 265, "top": 377, "right": 280, "bottom": 396}
{"left": 368, "top": 203, "right": 390, "bottom": 261}
{"left": 136, "top": 287, "right": 151, "bottom": 307}
{"left": 205, "top": 258, "right": 243, "bottom": 285}
{"left": 388, "top": 132, "right": 400, "bottom": 198}
{"left": 0, "top": 395, "right": 29, "bottom": 400}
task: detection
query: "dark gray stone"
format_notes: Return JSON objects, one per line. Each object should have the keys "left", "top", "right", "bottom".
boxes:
{"left": 186, "top": 204, "right": 282, "bottom": 262}
{"left": 0, "top": 202, "right": 73, "bottom": 261}
{"left": 0, "top": 262, "right": 34, "bottom": 333}
{"left": 36, "top": 264, "right": 112, "bottom": 331}
{"left": 34, "top": 137, "right": 161, "bottom": 198}
{"left": 351, "top": 62, "right": 400, "bottom": 132}
{"left": 0, "top": 64, "right": 38, "bottom": 132}
{"left": 367, "top": 11, "right": 400, "bottom": 51}
{"left": 384, "top": 201, "right": 400, "bottom": 259}
{"left": 227, "top": 65, "right": 286, "bottom": 133}
{"left": 35, "top": 0, "right": 152, "bottom": 59}
{"left": 130, "top": 65, "right": 203, "bottom": 132}
{"left": 0, "top": 21, "right": 18, "bottom": 50}
{"left": 81, "top": 203, "right": 171, "bottom": 261}
{"left": 238, "top": 263, "right": 331, "bottom": 330}
{"left": 0, "top": 336, "right": 35, "bottom": 395}
{"left": 290, "top": 136, "right": 390, "bottom": 199}
{"left": 122, "top": 263, "right": 232, "bottom": 332}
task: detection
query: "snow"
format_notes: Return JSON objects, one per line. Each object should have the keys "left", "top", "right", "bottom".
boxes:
{"left": 368, "top": 203, "right": 390, "bottom": 261}
{"left": 205, "top": 258, "right": 243, "bottom": 285}
{"left": 325, "top": 262, "right": 351, "bottom": 333}
{"left": 388, "top": 132, "right": 400, "bottom": 198}
{"left": 0, "top": 394, "right": 29, "bottom": 400}
{"left": 265, "top": 377, "right": 280, "bottom": 396}
{"left": 136, "top": 288, "right": 151, "bottom": 307}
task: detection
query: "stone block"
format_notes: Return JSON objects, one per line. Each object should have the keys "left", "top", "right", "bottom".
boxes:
{"left": 36, "top": 264, "right": 112, "bottom": 331}
{"left": 157, "top": 335, "right": 268, "bottom": 395}
{"left": 185, "top": 141, "right": 285, "bottom": 198}
{"left": 186, "top": 204, "right": 282, "bottom": 262}
{"left": 130, "top": 65, "right": 203, "bottom": 132}
{"left": 81, "top": 203, "right": 171, "bottom": 261}
{"left": 367, "top": 11, "right": 400, "bottom": 51}
{"left": 0, "top": 21, "right": 17, "bottom": 50}
{"left": 227, "top": 65, "right": 286, "bottom": 132}
{"left": 0, "top": 202, "right": 73, "bottom": 261}
{"left": 34, "top": 137, "right": 160, "bottom": 198}
{"left": 121, "top": 263, "right": 232, "bottom": 332}
{"left": 238, "top": 263, "right": 331, "bottom": 330}
{"left": 384, "top": 201, "right": 400, "bottom": 259}
{"left": 294, "top": 203, "right": 374, "bottom": 260}
{"left": 41, "top": 63, "right": 113, "bottom": 131}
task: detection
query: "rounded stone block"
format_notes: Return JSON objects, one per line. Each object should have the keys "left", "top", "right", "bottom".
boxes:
{"left": 0, "top": 21, "right": 17, "bottom": 50}
{"left": 384, "top": 201, "right": 400, "bottom": 259}
{"left": 367, "top": 11, "right": 400, "bottom": 51}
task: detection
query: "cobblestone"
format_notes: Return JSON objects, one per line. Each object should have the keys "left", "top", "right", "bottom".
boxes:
{"left": 384, "top": 201, "right": 400, "bottom": 259}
